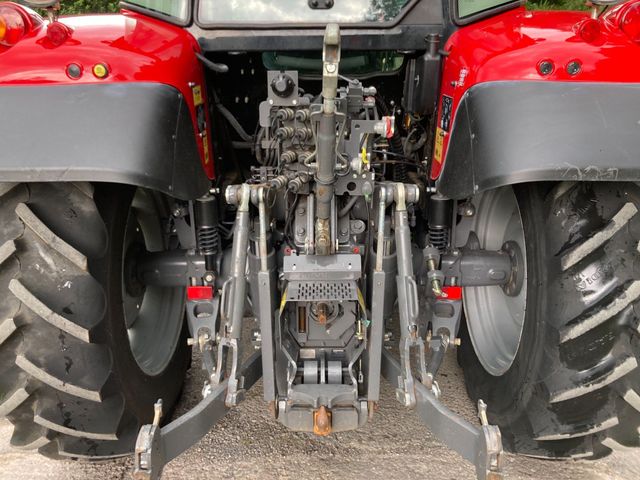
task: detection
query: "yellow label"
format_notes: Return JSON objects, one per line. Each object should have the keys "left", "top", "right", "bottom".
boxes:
{"left": 279, "top": 288, "right": 288, "bottom": 314}
{"left": 433, "top": 127, "right": 445, "bottom": 165}
{"left": 202, "top": 133, "right": 210, "bottom": 165}
{"left": 357, "top": 288, "right": 366, "bottom": 312}
{"left": 192, "top": 85, "right": 203, "bottom": 106}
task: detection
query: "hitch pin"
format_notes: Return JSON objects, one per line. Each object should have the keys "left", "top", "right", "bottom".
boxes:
{"left": 478, "top": 399, "right": 489, "bottom": 426}
{"left": 152, "top": 399, "right": 163, "bottom": 428}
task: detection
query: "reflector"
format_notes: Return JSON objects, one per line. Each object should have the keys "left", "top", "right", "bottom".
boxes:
{"left": 187, "top": 286, "right": 214, "bottom": 301}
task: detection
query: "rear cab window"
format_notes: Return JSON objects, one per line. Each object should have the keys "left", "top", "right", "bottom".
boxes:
{"left": 123, "top": 0, "right": 190, "bottom": 23}
{"left": 197, "top": 0, "right": 411, "bottom": 25}
{"left": 457, "top": 0, "right": 520, "bottom": 19}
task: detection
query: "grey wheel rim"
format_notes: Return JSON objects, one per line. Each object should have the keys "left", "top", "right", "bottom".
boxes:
{"left": 463, "top": 187, "right": 527, "bottom": 377}
{"left": 122, "top": 189, "right": 184, "bottom": 376}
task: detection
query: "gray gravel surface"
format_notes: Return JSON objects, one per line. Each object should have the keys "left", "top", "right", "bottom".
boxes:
{"left": 1, "top": 343, "right": 639, "bottom": 480}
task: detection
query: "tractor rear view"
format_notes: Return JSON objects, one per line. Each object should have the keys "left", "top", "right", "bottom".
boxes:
{"left": 1, "top": 1, "right": 640, "bottom": 479}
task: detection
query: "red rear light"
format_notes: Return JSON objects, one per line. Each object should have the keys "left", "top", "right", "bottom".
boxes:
{"left": 575, "top": 18, "right": 602, "bottom": 43}
{"left": 619, "top": 2, "right": 640, "bottom": 43}
{"left": 0, "top": 4, "right": 27, "bottom": 47}
{"left": 46, "top": 20, "right": 70, "bottom": 46}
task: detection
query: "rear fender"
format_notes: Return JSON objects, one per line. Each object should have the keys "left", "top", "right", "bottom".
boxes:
{"left": 437, "top": 81, "right": 640, "bottom": 199}
{"left": 432, "top": 5, "right": 640, "bottom": 199}
{"left": 0, "top": 7, "right": 213, "bottom": 200}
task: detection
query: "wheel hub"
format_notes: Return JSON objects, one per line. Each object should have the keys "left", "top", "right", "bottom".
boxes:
{"left": 501, "top": 240, "right": 524, "bottom": 297}
{"left": 122, "top": 189, "right": 185, "bottom": 376}
{"left": 462, "top": 187, "right": 528, "bottom": 377}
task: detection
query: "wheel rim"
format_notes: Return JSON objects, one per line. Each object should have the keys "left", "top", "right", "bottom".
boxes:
{"left": 122, "top": 189, "right": 185, "bottom": 376}
{"left": 463, "top": 187, "right": 527, "bottom": 377}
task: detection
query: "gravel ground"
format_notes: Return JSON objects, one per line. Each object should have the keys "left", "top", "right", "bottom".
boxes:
{"left": 1, "top": 338, "right": 640, "bottom": 480}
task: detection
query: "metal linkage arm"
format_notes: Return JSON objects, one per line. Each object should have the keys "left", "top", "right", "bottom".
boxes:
{"left": 381, "top": 349, "right": 504, "bottom": 480}
{"left": 133, "top": 351, "right": 262, "bottom": 480}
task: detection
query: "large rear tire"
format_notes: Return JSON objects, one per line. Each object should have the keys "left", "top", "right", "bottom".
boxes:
{"left": 0, "top": 182, "right": 189, "bottom": 459}
{"left": 459, "top": 182, "right": 640, "bottom": 458}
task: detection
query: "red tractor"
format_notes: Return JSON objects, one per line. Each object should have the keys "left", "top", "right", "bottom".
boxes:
{"left": 1, "top": 0, "right": 639, "bottom": 478}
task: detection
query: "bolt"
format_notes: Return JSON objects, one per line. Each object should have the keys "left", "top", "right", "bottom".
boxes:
{"left": 432, "top": 281, "right": 444, "bottom": 297}
{"left": 187, "top": 338, "right": 196, "bottom": 346}
{"left": 458, "top": 202, "right": 476, "bottom": 217}
{"left": 453, "top": 338, "right": 462, "bottom": 346}
{"left": 297, "top": 227, "right": 306, "bottom": 235}
{"left": 426, "top": 258, "right": 444, "bottom": 297}
{"left": 204, "top": 273, "right": 215, "bottom": 283}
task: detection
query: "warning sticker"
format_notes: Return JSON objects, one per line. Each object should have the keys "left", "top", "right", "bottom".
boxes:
{"left": 440, "top": 95, "right": 453, "bottom": 132}
{"left": 192, "top": 85, "right": 203, "bottom": 107}
{"left": 433, "top": 127, "right": 445, "bottom": 165}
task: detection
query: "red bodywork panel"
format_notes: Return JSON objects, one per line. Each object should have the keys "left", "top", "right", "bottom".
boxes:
{"left": 0, "top": 4, "right": 214, "bottom": 179}
{"left": 432, "top": 4, "right": 640, "bottom": 180}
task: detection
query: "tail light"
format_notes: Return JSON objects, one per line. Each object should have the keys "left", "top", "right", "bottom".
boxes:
{"left": 619, "top": 1, "right": 640, "bottom": 43}
{"left": 0, "top": 4, "right": 27, "bottom": 47}
{"left": 0, "top": 3, "right": 41, "bottom": 48}
{"left": 575, "top": 18, "right": 602, "bottom": 43}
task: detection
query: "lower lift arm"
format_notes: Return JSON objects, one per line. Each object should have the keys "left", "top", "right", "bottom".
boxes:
{"left": 381, "top": 349, "right": 503, "bottom": 480}
{"left": 133, "top": 351, "right": 262, "bottom": 480}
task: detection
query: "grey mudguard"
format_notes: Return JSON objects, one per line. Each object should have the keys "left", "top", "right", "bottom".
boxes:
{"left": 437, "top": 81, "right": 640, "bottom": 199}
{"left": 0, "top": 82, "right": 209, "bottom": 200}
